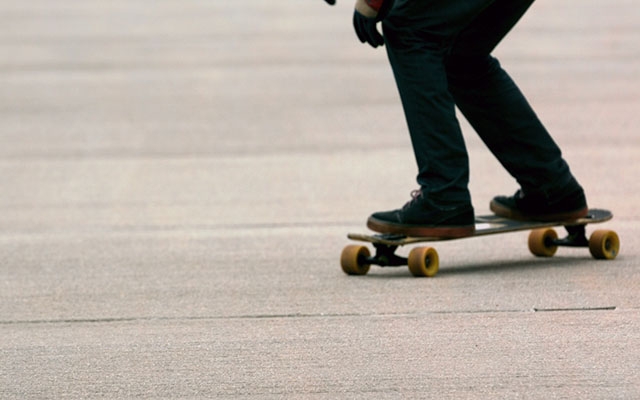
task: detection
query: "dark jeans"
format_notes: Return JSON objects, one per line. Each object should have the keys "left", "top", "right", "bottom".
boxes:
{"left": 382, "top": 0, "right": 579, "bottom": 206}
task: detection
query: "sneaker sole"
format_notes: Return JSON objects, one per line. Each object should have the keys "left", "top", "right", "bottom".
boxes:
{"left": 367, "top": 217, "right": 475, "bottom": 238}
{"left": 490, "top": 200, "right": 589, "bottom": 222}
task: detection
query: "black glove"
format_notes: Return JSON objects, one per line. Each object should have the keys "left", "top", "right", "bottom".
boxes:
{"left": 325, "top": 0, "right": 335, "bottom": 4}
{"left": 353, "top": 11, "right": 384, "bottom": 48}
{"left": 352, "top": 0, "right": 394, "bottom": 48}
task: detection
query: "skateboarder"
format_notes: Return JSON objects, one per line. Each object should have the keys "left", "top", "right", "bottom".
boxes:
{"left": 321, "top": 0, "right": 588, "bottom": 238}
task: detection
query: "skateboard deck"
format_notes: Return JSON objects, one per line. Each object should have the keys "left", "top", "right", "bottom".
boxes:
{"left": 341, "top": 208, "right": 619, "bottom": 277}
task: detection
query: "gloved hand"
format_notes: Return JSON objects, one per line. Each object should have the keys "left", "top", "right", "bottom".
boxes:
{"left": 353, "top": 0, "right": 394, "bottom": 48}
{"left": 353, "top": 10, "right": 383, "bottom": 48}
{"left": 325, "top": 0, "right": 336, "bottom": 4}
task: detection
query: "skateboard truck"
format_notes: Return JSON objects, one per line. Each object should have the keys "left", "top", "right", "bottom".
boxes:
{"left": 364, "top": 243, "right": 407, "bottom": 267}
{"left": 552, "top": 225, "right": 589, "bottom": 247}
{"left": 358, "top": 234, "right": 412, "bottom": 267}
{"left": 342, "top": 234, "right": 440, "bottom": 278}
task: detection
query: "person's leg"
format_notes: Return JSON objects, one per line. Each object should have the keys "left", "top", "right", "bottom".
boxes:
{"left": 383, "top": 27, "right": 471, "bottom": 207}
{"left": 445, "top": 0, "right": 587, "bottom": 220}
{"left": 366, "top": 2, "right": 493, "bottom": 237}
{"left": 379, "top": 0, "right": 495, "bottom": 205}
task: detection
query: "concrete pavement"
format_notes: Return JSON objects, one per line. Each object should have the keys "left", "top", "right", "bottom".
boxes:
{"left": 1, "top": 0, "right": 639, "bottom": 398}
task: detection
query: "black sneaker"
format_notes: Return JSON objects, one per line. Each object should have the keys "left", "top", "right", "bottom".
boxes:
{"left": 490, "top": 187, "right": 588, "bottom": 221}
{"left": 367, "top": 190, "right": 475, "bottom": 238}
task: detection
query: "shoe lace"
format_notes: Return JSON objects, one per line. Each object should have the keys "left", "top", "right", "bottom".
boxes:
{"left": 402, "top": 189, "right": 424, "bottom": 210}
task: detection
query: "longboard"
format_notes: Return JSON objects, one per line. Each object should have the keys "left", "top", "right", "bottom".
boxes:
{"left": 341, "top": 208, "right": 619, "bottom": 277}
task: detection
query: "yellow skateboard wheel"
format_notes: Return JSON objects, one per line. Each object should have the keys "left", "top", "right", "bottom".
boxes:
{"left": 589, "top": 229, "right": 620, "bottom": 260}
{"left": 407, "top": 246, "right": 439, "bottom": 277}
{"left": 528, "top": 228, "right": 558, "bottom": 257}
{"left": 340, "top": 245, "right": 371, "bottom": 275}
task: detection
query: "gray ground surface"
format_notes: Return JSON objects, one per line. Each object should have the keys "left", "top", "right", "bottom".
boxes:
{"left": 1, "top": 0, "right": 638, "bottom": 398}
